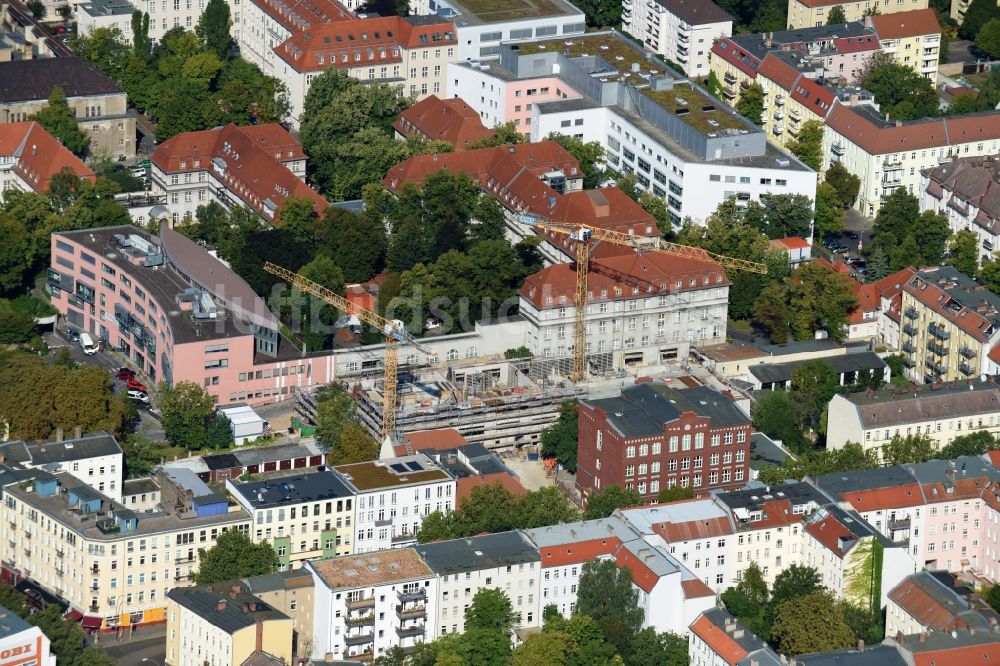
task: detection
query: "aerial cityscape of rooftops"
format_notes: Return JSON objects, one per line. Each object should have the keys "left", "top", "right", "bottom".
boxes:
{"left": 4, "top": 0, "right": 1000, "bottom": 661}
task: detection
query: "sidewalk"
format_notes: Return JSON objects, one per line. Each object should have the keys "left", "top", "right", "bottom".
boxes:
{"left": 90, "top": 621, "right": 166, "bottom": 646}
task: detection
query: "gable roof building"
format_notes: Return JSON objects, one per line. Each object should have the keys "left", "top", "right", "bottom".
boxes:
{"left": 0, "top": 121, "right": 94, "bottom": 193}
{"left": 392, "top": 94, "right": 495, "bottom": 148}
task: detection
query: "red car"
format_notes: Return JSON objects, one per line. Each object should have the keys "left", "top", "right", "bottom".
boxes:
{"left": 115, "top": 368, "right": 135, "bottom": 381}
{"left": 126, "top": 378, "right": 147, "bottom": 392}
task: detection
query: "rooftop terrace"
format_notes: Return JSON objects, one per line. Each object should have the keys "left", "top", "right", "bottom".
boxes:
{"left": 515, "top": 33, "right": 669, "bottom": 79}
{"left": 335, "top": 454, "right": 450, "bottom": 492}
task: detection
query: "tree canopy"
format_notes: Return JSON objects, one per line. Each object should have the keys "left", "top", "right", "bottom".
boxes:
{"left": 870, "top": 189, "right": 949, "bottom": 270}
{"left": 583, "top": 485, "right": 642, "bottom": 519}
{"left": 31, "top": 87, "right": 89, "bottom": 157}
{"left": 158, "top": 380, "right": 218, "bottom": 449}
{"left": 542, "top": 400, "right": 579, "bottom": 473}
{"left": 788, "top": 120, "right": 824, "bottom": 171}
{"left": 860, "top": 60, "right": 938, "bottom": 121}
{"left": 736, "top": 83, "right": 766, "bottom": 126}
{"left": 315, "top": 383, "right": 379, "bottom": 464}
{"left": 195, "top": 528, "right": 277, "bottom": 584}
{"left": 772, "top": 590, "right": 856, "bottom": 656}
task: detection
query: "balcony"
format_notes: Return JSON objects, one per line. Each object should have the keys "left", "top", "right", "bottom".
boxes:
{"left": 392, "top": 532, "right": 417, "bottom": 544}
{"left": 889, "top": 516, "right": 911, "bottom": 531}
{"left": 7, "top": 521, "right": 15, "bottom": 531}
{"left": 831, "top": 143, "right": 845, "bottom": 157}
{"left": 926, "top": 360, "right": 948, "bottom": 374}
{"left": 927, "top": 341, "right": 947, "bottom": 356}
{"left": 960, "top": 346, "right": 976, "bottom": 359}
{"left": 960, "top": 362, "right": 976, "bottom": 376}
{"left": 91, "top": 564, "right": 100, "bottom": 574}
{"left": 55, "top": 547, "right": 64, "bottom": 558}
{"left": 397, "top": 588, "right": 427, "bottom": 603}
{"left": 344, "top": 632, "right": 375, "bottom": 647}
{"left": 396, "top": 604, "right": 427, "bottom": 620}
{"left": 396, "top": 625, "right": 425, "bottom": 639}
{"left": 346, "top": 596, "right": 376, "bottom": 610}
{"left": 772, "top": 126, "right": 784, "bottom": 135}
{"left": 773, "top": 110, "right": 784, "bottom": 120}
{"left": 724, "top": 72, "right": 737, "bottom": 85}
{"left": 348, "top": 652, "right": 374, "bottom": 664}
{"left": 928, "top": 323, "right": 951, "bottom": 340}
{"left": 774, "top": 96, "right": 785, "bottom": 106}
{"left": 22, "top": 547, "right": 30, "bottom": 557}
{"left": 677, "top": 32, "right": 689, "bottom": 43}
{"left": 346, "top": 614, "right": 375, "bottom": 627}
{"left": 903, "top": 323, "right": 918, "bottom": 337}
{"left": 91, "top": 583, "right": 99, "bottom": 591}
{"left": 902, "top": 341, "right": 917, "bottom": 354}
{"left": 904, "top": 356, "right": 917, "bottom": 368}
{"left": 22, "top": 530, "right": 31, "bottom": 540}
{"left": 904, "top": 306, "right": 918, "bottom": 320}
{"left": 883, "top": 158, "right": 903, "bottom": 170}
{"left": 89, "top": 603, "right": 99, "bottom": 613}
{"left": 55, "top": 567, "right": 64, "bottom": 577}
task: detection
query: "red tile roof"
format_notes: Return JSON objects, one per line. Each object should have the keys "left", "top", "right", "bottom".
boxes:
{"left": 789, "top": 75, "right": 835, "bottom": 119}
{"left": 151, "top": 123, "right": 327, "bottom": 219}
{"left": 276, "top": 15, "right": 456, "bottom": 73}
{"left": 690, "top": 614, "right": 750, "bottom": 665}
{"left": 711, "top": 40, "right": 762, "bottom": 79}
{"left": 987, "top": 451, "right": 1000, "bottom": 468}
{"left": 903, "top": 273, "right": 996, "bottom": 341}
{"left": 392, "top": 95, "right": 494, "bottom": 149}
{"left": 770, "top": 236, "right": 810, "bottom": 250}
{"left": 848, "top": 283, "right": 881, "bottom": 324}
{"left": 394, "top": 428, "right": 469, "bottom": 457}
{"left": 827, "top": 105, "right": 1000, "bottom": 155}
{"left": 873, "top": 267, "right": 918, "bottom": 301}
{"left": 653, "top": 516, "right": 733, "bottom": 542}
{"left": 750, "top": 498, "right": 804, "bottom": 529}
{"left": 537, "top": 537, "right": 622, "bottom": 566}
{"left": 457, "top": 473, "right": 527, "bottom": 504}
{"left": 888, "top": 577, "right": 967, "bottom": 632}
{"left": 520, "top": 248, "right": 728, "bottom": 310}
{"left": 682, "top": 578, "right": 716, "bottom": 599}
{"left": 0, "top": 121, "right": 94, "bottom": 192}
{"left": 911, "top": 642, "right": 1000, "bottom": 666}
{"left": 804, "top": 513, "right": 858, "bottom": 559}
{"left": 248, "top": 0, "right": 352, "bottom": 33}
{"left": 870, "top": 9, "right": 940, "bottom": 40}
{"left": 840, "top": 484, "right": 925, "bottom": 511}
{"left": 758, "top": 53, "right": 801, "bottom": 91}
{"left": 614, "top": 546, "right": 659, "bottom": 593}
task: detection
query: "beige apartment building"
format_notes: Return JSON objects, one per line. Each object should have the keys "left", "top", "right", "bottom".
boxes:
{"left": 787, "top": 0, "right": 928, "bottom": 29}
{"left": 1, "top": 472, "right": 251, "bottom": 631}
{"left": 241, "top": 569, "right": 316, "bottom": 660}
{"left": 0, "top": 57, "right": 135, "bottom": 160}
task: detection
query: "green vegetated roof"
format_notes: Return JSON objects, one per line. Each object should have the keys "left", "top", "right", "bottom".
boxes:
{"left": 517, "top": 34, "right": 665, "bottom": 79}
{"left": 642, "top": 83, "right": 746, "bottom": 134}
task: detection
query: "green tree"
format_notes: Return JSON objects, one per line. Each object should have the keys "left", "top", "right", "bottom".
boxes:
{"left": 960, "top": 0, "right": 1000, "bottom": 39}
{"left": 315, "top": 384, "right": 378, "bottom": 464}
{"left": 824, "top": 161, "right": 861, "bottom": 209}
{"left": 26, "top": 0, "right": 44, "bottom": 18}
{"left": 572, "top": 0, "right": 621, "bottom": 26}
{"left": 638, "top": 190, "right": 671, "bottom": 235}
{"left": 770, "top": 565, "right": 821, "bottom": 607}
{"left": 131, "top": 10, "right": 151, "bottom": 57}
{"left": 576, "top": 559, "right": 644, "bottom": 638}
{"left": 465, "top": 588, "right": 521, "bottom": 635}
{"left": 196, "top": 0, "right": 232, "bottom": 57}
{"left": 788, "top": 120, "right": 825, "bottom": 171}
{"left": 940, "top": 431, "right": 998, "bottom": 458}
{"left": 315, "top": 207, "right": 386, "bottom": 282}
{"left": 205, "top": 411, "right": 234, "bottom": 449}
{"left": 541, "top": 399, "right": 579, "bottom": 473}
{"left": 519, "top": 486, "right": 580, "bottom": 528}
{"left": 757, "top": 442, "right": 881, "bottom": 485}
{"left": 705, "top": 71, "right": 723, "bottom": 98}
{"left": 0, "top": 216, "right": 35, "bottom": 294}
{"left": 814, "top": 182, "right": 845, "bottom": 239}
{"left": 626, "top": 629, "right": 688, "bottom": 666}
{"left": 583, "top": 485, "right": 641, "bottom": 519}
{"left": 159, "top": 380, "right": 216, "bottom": 449}
{"left": 947, "top": 230, "right": 980, "bottom": 275}
{"left": 615, "top": 172, "right": 639, "bottom": 202}
{"left": 511, "top": 630, "right": 570, "bottom": 666}
{"left": 548, "top": 134, "right": 605, "bottom": 188}
{"left": 31, "top": 87, "right": 89, "bottom": 157}
{"left": 861, "top": 62, "right": 939, "bottom": 121}
{"left": 880, "top": 433, "right": 937, "bottom": 465}
{"left": 976, "top": 18, "right": 1000, "bottom": 58}
{"left": 275, "top": 195, "right": 319, "bottom": 242}
{"left": 737, "top": 562, "right": 770, "bottom": 605}
{"left": 657, "top": 485, "right": 696, "bottom": 503}
{"left": 827, "top": 4, "right": 847, "bottom": 23}
{"left": 982, "top": 253, "right": 1000, "bottom": 294}
{"left": 470, "top": 196, "right": 507, "bottom": 244}
{"left": 985, "top": 583, "right": 1000, "bottom": 613}
{"left": 786, "top": 261, "right": 858, "bottom": 341}
{"left": 736, "top": 83, "right": 766, "bottom": 126}
{"left": 0, "top": 300, "right": 37, "bottom": 343}
{"left": 771, "top": 590, "right": 856, "bottom": 656}
{"left": 469, "top": 121, "right": 525, "bottom": 148}
{"left": 195, "top": 528, "right": 277, "bottom": 584}
{"left": 752, "top": 390, "right": 806, "bottom": 453}
{"left": 791, "top": 359, "right": 840, "bottom": 430}
{"left": 753, "top": 281, "right": 790, "bottom": 343}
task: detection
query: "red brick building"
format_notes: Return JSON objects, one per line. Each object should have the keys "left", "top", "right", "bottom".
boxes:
{"left": 577, "top": 383, "right": 751, "bottom": 503}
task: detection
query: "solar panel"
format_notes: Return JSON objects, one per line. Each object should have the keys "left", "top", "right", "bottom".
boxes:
{"left": 406, "top": 462, "right": 423, "bottom": 472}
{"left": 390, "top": 463, "right": 408, "bottom": 473}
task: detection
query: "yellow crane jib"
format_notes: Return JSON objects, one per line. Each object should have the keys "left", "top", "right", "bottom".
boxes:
{"left": 262, "top": 261, "right": 432, "bottom": 441}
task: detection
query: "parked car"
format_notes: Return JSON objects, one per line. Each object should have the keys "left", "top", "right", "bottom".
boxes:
{"left": 126, "top": 378, "right": 147, "bottom": 392}
{"left": 127, "top": 389, "right": 150, "bottom": 404}
{"left": 847, "top": 232, "right": 859, "bottom": 240}
{"left": 115, "top": 368, "right": 136, "bottom": 381}
{"left": 79, "top": 332, "right": 99, "bottom": 355}
{"left": 66, "top": 329, "right": 80, "bottom": 343}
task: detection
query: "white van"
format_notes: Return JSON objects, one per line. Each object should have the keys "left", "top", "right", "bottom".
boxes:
{"left": 79, "top": 332, "right": 100, "bottom": 355}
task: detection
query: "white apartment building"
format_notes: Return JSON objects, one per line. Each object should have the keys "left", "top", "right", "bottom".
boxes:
{"left": 824, "top": 104, "right": 1000, "bottom": 217}
{"left": 307, "top": 548, "right": 438, "bottom": 662}
{"left": 826, "top": 379, "right": 1000, "bottom": 455}
{"left": 689, "top": 608, "right": 776, "bottom": 666}
{"left": 0, "top": 429, "right": 124, "bottom": 502}
{"left": 622, "top": 0, "right": 733, "bottom": 77}
{"left": 448, "top": 32, "right": 816, "bottom": 225}
{"left": 1, "top": 472, "right": 251, "bottom": 632}
{"left": 226, "top": 469, "right": 356, "bottom": 568}
{"left": 76, "top": 0, "right": 216, "bottom": 44}
{"left": 334, "top": 454, "right": 455, "bottom": 553}
{"left": 518, "top": 247, "right": 730, "bottom": 369}
{"left": 415, "top": 532, "right": 542, "bottom": 635}
{"left": 921, "top": 157, "right": 1000, "bottom": 267}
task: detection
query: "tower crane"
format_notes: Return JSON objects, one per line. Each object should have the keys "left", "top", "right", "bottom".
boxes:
{"left": 523, "top": 219, "right": 768, "bottom": 382}
{"left": 263, "top": 261, "right": 434, "bottom": 441}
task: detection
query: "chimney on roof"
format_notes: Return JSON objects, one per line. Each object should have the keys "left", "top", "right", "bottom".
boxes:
{"left": 946, "top": 468, "right": 956, "bottom": 480}
{"left": 216, "top": 599, "right": 227, "bottom": 611}
{"left": 74, "top": 425, "right": 82, "bottom": 439}
{"left": 31, "top": 144, "right": 36, "bottom": 156}
{"left": 56, "top": 428, "right": 63, "bottom": 442}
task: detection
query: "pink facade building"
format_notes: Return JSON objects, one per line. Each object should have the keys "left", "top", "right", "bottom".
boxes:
{"left": 49, "top": 224, "right": 334, "bottom": 406}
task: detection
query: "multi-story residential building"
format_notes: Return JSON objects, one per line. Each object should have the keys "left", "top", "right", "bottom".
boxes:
{"left": 577, "top": 384, "right": 751, "bottom": 502}
{"left": 801, "top": 504, "right": 915, "bottom": 608}
{"left": 689, "top": 608, "right": 776, "bottom": 666}
{"left": 786, "top": 0, "right": 928, "bottom": 29}
{"left": 622, "top": 0, "right": 733, "bottom": 77}
{"left": 448, "top": 32, "right": 817, "bottom": 224}
{"left": 149, "top": 123, "right": 326, "bottom": 224}
{"left": 415, "top": 531, "right": 541, "bottom": 635}
{"left": 307, "top": 548, "right": 438, "bottom": 662}
{"left": 226, "top": 470, "right": 356, "bottom": 568}
{"left": 122, "top": 477, "right": 161, "bottom": 512}
{"left": 0, "top": 121, "right": 94, "bottom": 194}
{"left": 0, "top": 604, "right": 56, "bottom": 666}
{"left": 519, "top": 249, "right": 730, "bottom": 371}
{"left": 270, "top": 15, "right": 459, "bottom": 126}
{"left": 0, "top": 430, "right": 124, "bottom": 501}
{"left": 236, "top": 0, "right": 351, "bottom": 78}
{"left": 1, "top": 471, "right": 251, "bottom": 631}
{"left": 423, "top": 0, "right": 585, "bottom": 62}
{"left": 886, "top": 570, "right": 1000, "bottom": 638}
{"left": 868, "top": 9, "right": 941, "bottom": 80}
{"left": 0, "top": 57, "right": 135, "bottom": 159}
{"left": 165, "top": 583, "right": 293, "bottom": 666}
{"left": 392, "top": 94, "right": 495, "bottom": 148}
{"left": 239, "top": 569, "right": 315, "bottom": 662}
{"left": 823, "top": 105, "right": 1000, "bottom": 217}
{"left": 48, "top": 224, "right": 335, "bottom": 408}
{"left": 896, "top": 267, "right": 1000, "bottom": 383}
{"left": 826, "top": 378, "right": 1000, "bottom": 454}
{"left": 334, "top": 454, "right": 455, "bottom": 553}
{"left": 714, "top": 482, "right": 826, "bottom": 585}
{"left": 875, "top": 267, "right": 918, "bottom": 351}
{"left": 921, "top": 157, "right": 1000, "bottom": 267}
{"left": 77, "top": 0, "right": 210, "bottom": 44}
